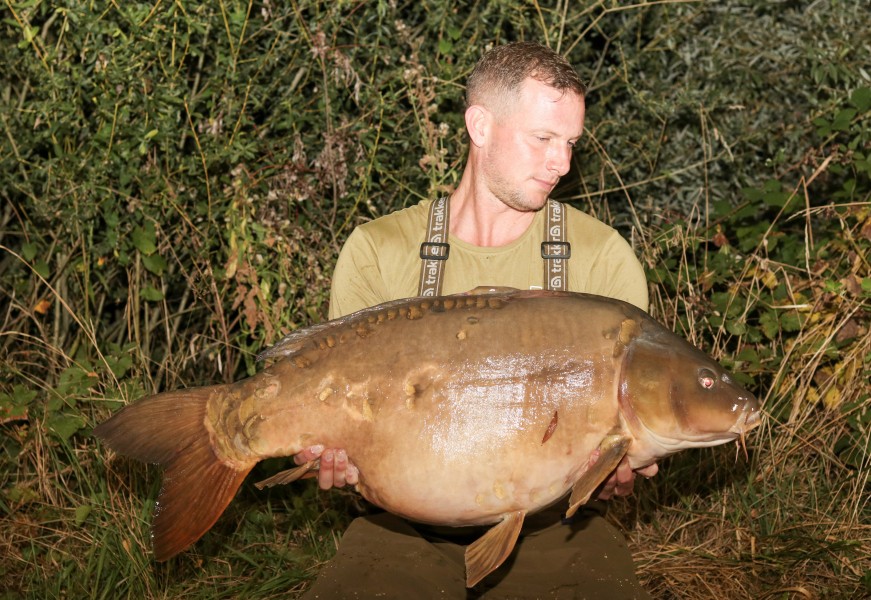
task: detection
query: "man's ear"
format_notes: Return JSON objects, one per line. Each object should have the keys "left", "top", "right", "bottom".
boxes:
{"left": 465, "top": 105, "right": 489, "bottom": 147}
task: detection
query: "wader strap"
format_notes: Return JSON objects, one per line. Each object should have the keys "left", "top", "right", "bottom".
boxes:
{"left": 418, "top": 196, "right": 450, "bottom": 297}
{"left": 541, "top": 199, "right": 570, "bottom": 291}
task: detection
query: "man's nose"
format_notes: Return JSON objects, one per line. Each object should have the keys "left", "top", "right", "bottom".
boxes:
{"left": 547, "top": 145, "right": 572, "bottom": 177}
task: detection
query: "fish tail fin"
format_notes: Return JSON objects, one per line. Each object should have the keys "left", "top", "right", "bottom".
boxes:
{"left": 94, "top": 386, "right": 254, "bottom": 560}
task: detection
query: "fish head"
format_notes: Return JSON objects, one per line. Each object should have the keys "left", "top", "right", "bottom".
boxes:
{"left": 618, "top": 325, "right": 761, "bottom": 457}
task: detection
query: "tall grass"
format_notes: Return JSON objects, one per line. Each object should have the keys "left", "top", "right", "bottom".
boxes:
{"left": 2, "top": 1, "right": 869, "bottom": 598}
{"left": 624, "top": 183, "right": 871, "bottom": 599}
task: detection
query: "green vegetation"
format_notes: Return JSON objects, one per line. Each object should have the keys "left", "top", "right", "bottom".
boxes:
{"left": 2, "top": 1, "right": 868, "bottom": 598}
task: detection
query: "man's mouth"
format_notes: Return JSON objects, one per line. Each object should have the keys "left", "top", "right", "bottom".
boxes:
{"left": 534, "top": 178, "right": 559, "bottom": 190}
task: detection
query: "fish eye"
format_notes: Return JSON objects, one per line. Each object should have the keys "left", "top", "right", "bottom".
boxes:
{"left": 699, "top": 369, "right": 716, "bottom": 390}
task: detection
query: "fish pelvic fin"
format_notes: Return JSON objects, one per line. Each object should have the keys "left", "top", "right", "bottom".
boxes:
{"left": 255, "top": 458, "right": 320, "bottom": 490}
{"left": 464, "top": 510, "right": 526, "bottom": 588}
{"left": 93, "top": 387, "right": 255, "bottom": 561}
{"left": 565, "top": 433, "right": 631, "bottom": 519}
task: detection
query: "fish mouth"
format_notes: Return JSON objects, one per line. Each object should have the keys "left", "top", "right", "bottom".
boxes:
{"left": 729, "top": 401, "right": 762, "bottom": 461}
{"left": 730, "top": 401, "right": 762, "bottom": 435}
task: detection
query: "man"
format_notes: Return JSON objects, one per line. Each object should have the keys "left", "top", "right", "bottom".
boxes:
{"left": 299, "top": 41, "right": 657, "bottom": 599}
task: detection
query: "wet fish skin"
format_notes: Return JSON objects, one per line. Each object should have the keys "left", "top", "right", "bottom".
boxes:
{"left": 94, "top": 288, "right": 761, "bottom": 587}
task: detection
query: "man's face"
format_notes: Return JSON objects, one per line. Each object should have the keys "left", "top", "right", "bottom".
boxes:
{"left": 481, "top": 78, "right": 585, "bottom": 212}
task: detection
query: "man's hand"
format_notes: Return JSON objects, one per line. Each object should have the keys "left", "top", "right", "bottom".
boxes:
{"left": 294, "top": 445, "right": 359, "bottom": 490}
{"left": 293, "top": 447, "right": 652, "bottom": 496}
{"left": 595, "top": 456, "right": 658, "bottom": 500}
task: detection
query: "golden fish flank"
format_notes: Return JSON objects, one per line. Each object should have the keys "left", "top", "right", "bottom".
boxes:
{"left": 613, "top": 318, "right": 641, "bottom": 358}
{"left": 360, "top": 396, "right": 375, "bottom": 422}
{"left": 94, "top": 288, "right": 761, "bottom": 588}
{"left": 492, "top": 481, "right": 507, "bottom": 500}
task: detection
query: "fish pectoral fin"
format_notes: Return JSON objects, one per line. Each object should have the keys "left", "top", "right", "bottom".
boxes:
{"left": 254, "top": 459, "right": 321, "bottom": 490}
{"left": 464, "top": 510, "right": 526, "bottom": 588}
{"left": 566, "top": 433, "right": 631, "bottom": 519}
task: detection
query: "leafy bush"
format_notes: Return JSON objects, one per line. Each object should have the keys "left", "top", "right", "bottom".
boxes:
{"left": 1, "top": 1, "right": 868, "bottom": 598}
{"left": 633, "top": 83, "right": 870, "bottom": 598}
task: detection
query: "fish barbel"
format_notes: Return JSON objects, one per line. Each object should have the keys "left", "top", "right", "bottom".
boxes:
{"left": 94, "top": 288, "right": 761, "bottom": 587}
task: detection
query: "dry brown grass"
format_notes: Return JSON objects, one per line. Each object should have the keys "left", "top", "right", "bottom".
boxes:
{"left": 612, "top": 196, "right": 871, "bottom": 600}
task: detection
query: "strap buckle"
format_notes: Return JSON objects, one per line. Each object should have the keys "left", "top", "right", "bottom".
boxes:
{"left": 420, "top": 241, "right": 450, "bottom": 260}
{"left": 541, "top": 241, "right": 571, "bottom": 259}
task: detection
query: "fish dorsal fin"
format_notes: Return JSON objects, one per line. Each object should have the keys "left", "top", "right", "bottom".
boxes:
{"left": 459, "top": 286, "right": 520, "bottom": 295}
{"left": 565, "top": 432, "right": 631, "bottom": 519}
{"left": 257, "top": 296, "right": 429, "bottom": 362}
{"left": 258, "top": 288, "right": 526, "bottom": 362}
{"left": 464, "top": 510, "right": 526, "bottom": 588}
{"left": 256, "top": 320, "right": 339, "bottom": 362}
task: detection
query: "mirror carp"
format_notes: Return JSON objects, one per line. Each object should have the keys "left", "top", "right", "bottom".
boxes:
{"left": 94, "top": 288, "right": 761, "bottom": 587}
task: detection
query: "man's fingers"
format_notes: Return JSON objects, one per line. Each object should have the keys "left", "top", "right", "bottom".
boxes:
{"left": 595, "top": 458, "right": 634, "bottom": 500}
{"left": 597, "top": 476, "right": 617, "bottom": 500}
{"left": 294, "top": 444, "right": 325, "bottom": 465}
{"left": 293, "top": 445, "right": 359, "bottom": 489}
{"left": 345, "top": 463, "right": 359, "bottom": 485}
{"left": 614, "top": 458, "right": 635, "bottom": 496}
{"left": 318, "top": 449, "right": 335, "bottom": 489}
{"left": 319, "top": 449, "right": 355, "bottom": 489}
{"left": 636, "top": 462, "right": 659, "bottom": 478}
{"left": 592, "top": 458, "right": 659, "bottom": 501}
{"left": 332, "top": 449, "right": 348, "bottom": 487}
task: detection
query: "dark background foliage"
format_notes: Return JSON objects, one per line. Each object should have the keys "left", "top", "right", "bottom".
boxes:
{"left": 1, "top": 1, "right": 868, "bottom": 598}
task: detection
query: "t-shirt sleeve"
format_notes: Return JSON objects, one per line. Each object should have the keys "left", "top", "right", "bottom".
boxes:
{"left": 328, "top": 228, "right": 386, "bottom": 319}
{"left": 597, "top": 232, "right": 649, "bottom": 312}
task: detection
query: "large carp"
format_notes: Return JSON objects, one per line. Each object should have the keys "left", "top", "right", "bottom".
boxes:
{"left": 95, "top": 288, "right": 761, "bottom": 587}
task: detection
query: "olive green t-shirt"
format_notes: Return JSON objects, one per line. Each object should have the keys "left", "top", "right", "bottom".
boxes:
{"left": 328, "top": 199, "right": 648, "bottom": 319}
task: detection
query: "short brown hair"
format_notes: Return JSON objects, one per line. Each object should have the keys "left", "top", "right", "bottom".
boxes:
{"left": 465, "top": 42, "right": 586, "bottom": 112}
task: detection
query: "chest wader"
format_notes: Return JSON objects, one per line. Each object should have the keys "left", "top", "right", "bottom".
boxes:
{"left": 301, "top": 199, "right": 650, "bottom": 600}
{"left": 418, "top": 197, "right": 571, "bottom": 296}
